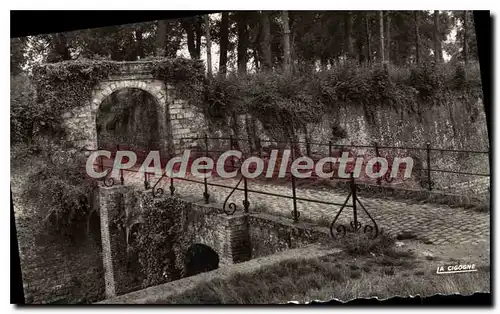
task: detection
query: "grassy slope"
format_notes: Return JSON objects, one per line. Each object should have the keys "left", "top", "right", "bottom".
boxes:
{"left": 152, "top": 234, "right": 490, "bottom": 304}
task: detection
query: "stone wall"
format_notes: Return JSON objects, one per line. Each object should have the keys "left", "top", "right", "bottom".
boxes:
{"left": 166, "top": 87, "right": 207, "bottom": 155}
{"left": 59, "top": 60, "right": 489, "bottom": 195}
{"left": 60, "top": 66, "right": 212, "bottom": 160}
{"left": 191, "top": 97, "right": 489, "bottom": 195}
{"left": 16, "top": 200, "right": 105, "bottom": 304}
{"left": 96, "top": 185, "right": 334, "bottom": 299}
{"left": 248, "top": 214, "right": 331, "bottom": 259}
{"left": 98, "top": 185, "right": 252, "bottom": 298}
{"left": 300, "top": 98, "right": 490, "bottom": 192}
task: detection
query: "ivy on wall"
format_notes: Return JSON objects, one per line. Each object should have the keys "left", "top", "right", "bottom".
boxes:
{"left": 131, "top": 196, "right": 190, "bottom": 288}
{"left": 197, "top": 62, "right": 482, "bottom": 140}
{"left": 126, "top": 195, "right": 222, "bottom": 289}
{"left": 26, "top": 58, "right": 207, "bottom": 237}
{"left": 149, "top": 57, "right": 206, "bottom": 105}
{"left": 31, "top": 57, "right": 207, "bottom": 137}
{"left": 32, "top": 59, "right": 120, "bottom": 135}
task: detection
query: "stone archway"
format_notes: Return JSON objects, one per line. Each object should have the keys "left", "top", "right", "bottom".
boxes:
{"left": 96, "top": 87, "right": 163, "bottom": 153}
{"left": 90, "top": 78, "right": 170, "bottom": 156}
{"left": 61, "top": 60, "right": 207, "bottom": 159}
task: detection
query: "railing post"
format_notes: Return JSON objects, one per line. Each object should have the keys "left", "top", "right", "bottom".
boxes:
{"left": 229, "top": 135, "right": 235, "bottom": 172}
{"left": 144, "top": 172, "right": 149, "bottom": 190}
{"left": 100, "top": 150, "right": 104, "bottom": 174}
{"left": 328, "top": 141, "right": 333, "bottom": 180}
{"left": 243, "top": 176, "right": 250, "bottom": 213}
{"left": 351, "top": 173, "right": 358, "bottom": 229}
{"left": 120, "top": 169, "right": 124, "bottom": 185}
{"left": 256, "top": 138, "right": 262, "bottom": 158}
{"left": 290, "top": 140, "right": 300, "bottom": 222}
{"left": 426, "top": 142, "right": 433, "bottom": 191}
{"left": 203, "top": 133, "right": 210, "bottom": 204}
{"left": 374, "top": 142, "right": 381, "bottom": 185}
{"left": 170, "top": 177, "right": 175, "bottom": 196}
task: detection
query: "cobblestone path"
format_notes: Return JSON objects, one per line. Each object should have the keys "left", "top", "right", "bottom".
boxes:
{"left": 118, "top": 171, "right": 490, "bottom": 246}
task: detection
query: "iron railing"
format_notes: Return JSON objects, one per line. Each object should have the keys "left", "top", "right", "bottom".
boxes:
{"left": 86, "top": 137, "right": 490, "bottom": 240}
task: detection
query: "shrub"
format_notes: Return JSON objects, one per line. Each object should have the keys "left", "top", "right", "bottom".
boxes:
{"left": 21, "top": 148, "right": 97, "bottom": 238}
{"left": 198, "top": 61, "right": 481, "bottom": 141}
{"left": 340, "top": 231, "right": 395, "bottom": 256}
{"left": 10, "top": 73, "right": 37, "bottom": 144}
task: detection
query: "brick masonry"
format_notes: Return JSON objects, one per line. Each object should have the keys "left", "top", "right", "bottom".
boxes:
{"left": 98, "top": 244, "right": 342, "bottom": 304}
{"left": 12, "top": 188, "right": 105, "bottom": 304}
{"left": 62, "top": 61, "right": 207, "bottom": 158}
{"left": 97, "top": 184, "right": 333, "bottom": 299}
{"left": 98, "top": 185, "right": 252, "bottom": 298}
{"left": 61, "top": 60, "right": 489, "bottom": 195}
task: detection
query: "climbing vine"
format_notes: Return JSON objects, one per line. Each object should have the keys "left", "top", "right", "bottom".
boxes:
{"left": 149, "top": 57, "right": 206, "bottom": 108}
{"left": 126, "top": 196, "right": 222, "bottom": 288}
{"left": 22, "top": 149, "right": 98, "bottom": 239}
{"left": 197, "top": 62, "right": 482, "bottom": 137}
{"left": 131, "top": 197, "right": 189, "bottom": 288}
{"left": 32, "top": 59, "right": 120, "bottom": 135}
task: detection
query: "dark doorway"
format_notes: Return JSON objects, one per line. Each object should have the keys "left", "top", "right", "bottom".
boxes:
{"left": 183, "top": 243, "right": 219, "bottom": 277}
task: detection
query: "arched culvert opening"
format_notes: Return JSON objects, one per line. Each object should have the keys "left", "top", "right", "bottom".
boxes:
{"left": 96, "top": 87, "right": 161, "bottom": 155}
{"left": 183, "top": 243, "right": 220, "bottom": 277}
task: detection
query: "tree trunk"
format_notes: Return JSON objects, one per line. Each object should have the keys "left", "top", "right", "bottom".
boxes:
{"left": 183, "top": 19, "right": 197, "bottom": 59}
{"left": 135, "top": 29, "right": 144, "bottom": 59}
{"left": 260, "top": 11, "right": 272, "bottom": 70}
{"left": 290, "top": 30, "right": 296, "bottom": 72}
{"left": 219, "top": 12, "right": 229, "bottom": 75}
{"left": 433, "top": 10, "right": 442, "bottom": 62}
{"left": 47, "top": 33, "right": 71, "bottom": 62}
{"left": 205, "top": 15, "right": 212, "bottom": 78}
{"left": 385, "top": 11, "right": 391, "bottom": 64}
{"left": 378, "top": 11, "right": 385, "bottom": 63}
{"left": 253, "top": 48, "right": 260, "bottom": 70}
{"left": 195, "top": 16, "right": 202, "bottom": 59}
{"left": 344, "top": 11, "right": 355, "bottom": 61}
{"left": 156, "top": 20, "right": 167, "bottom": 57}
{"left": 414, "top": 11, "right": 421, "bottom": 64}
{"left": 464, "top": 10, "right": 469, "bottom": 64}
{"left": 365, "top": 12, "right": 372, "bottom": 64}
{"left": 282, "top": 11, "right": 292, "bottom": 74}
{"left": 236, "top": 12, "right": 248, "bottom": 75}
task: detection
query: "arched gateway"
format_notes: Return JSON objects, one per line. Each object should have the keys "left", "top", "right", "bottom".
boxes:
{"left": 61, "top": 60, "right": 205, "bottom": 157}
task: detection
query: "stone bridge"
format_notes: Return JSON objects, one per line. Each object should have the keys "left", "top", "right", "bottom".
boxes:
{"left": 97, "top": 184, "right": 330, "bottom": 299}
{"left": 62, "top": 60, "right": 205, "bottom": 156}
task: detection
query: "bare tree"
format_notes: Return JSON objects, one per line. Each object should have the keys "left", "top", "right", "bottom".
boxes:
{"left": 379, "top": 11, "right": 385, "bottom": 63}
{"left": 156, "top": 20, "right": 167, "bottom": 57}
{"left": 385, "top": 11, "right": 391, "bottom": 63}
{"left": 344, "top": 11, "right": 355, "bottom": 61}
{"left": 433, "top": 10, "right": 443, "bottom": 62}
{"left": 464, "top": 10, "right": 469, "bottom": 64}
{"left": 260, "top": 11, "right": 272, "bottom": 70}
{"left": 219, "top": 12, "right": 229, "bottom": 75}
{"left": 365, "top": 12, "right": 372, "bottom": 64}
{"left": 282, "top": 11, "right": 292, "bottom": 74}
{"left": 205, "top": 14, "right": 212, "bottom": 78}
{"left": 236, "top": 12, "right": 249, "bottom": 75}
{"left": 414, "top": 11, "right": 421, "bottom": 64}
